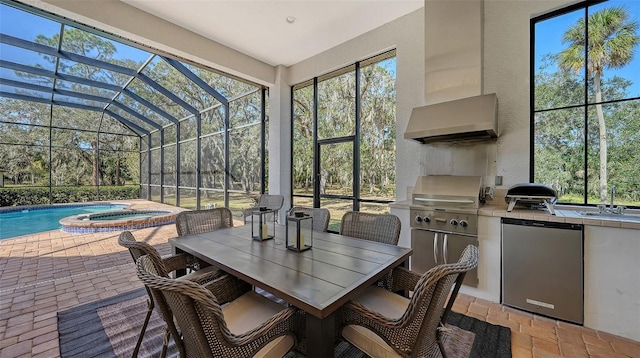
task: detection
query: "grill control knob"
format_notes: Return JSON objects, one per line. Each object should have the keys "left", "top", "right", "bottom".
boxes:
{"left": 415, "top": 215, "right": 423, "bottom": 223}
{"left": 459, "top": 220, "right": 468, "bottom": 228}
{"left": 450, "top": 219, "right": 459, "bottom": 227}
{"left": 423, "top": 216, "right": 431, "bottom": 223}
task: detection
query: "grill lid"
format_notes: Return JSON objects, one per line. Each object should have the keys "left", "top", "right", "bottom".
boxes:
{"left": 412, "top": 175, "right": 482, "bottom": 209}
{"left": 505, "top": 183, "right": 557, "bottom": 215}
{"left": 505, "top": 183, "right": 557, "bottom": 198}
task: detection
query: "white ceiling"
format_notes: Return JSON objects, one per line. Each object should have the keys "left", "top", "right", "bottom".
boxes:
{"left": 122, "top": 0, "right": 424, "bottom": 67}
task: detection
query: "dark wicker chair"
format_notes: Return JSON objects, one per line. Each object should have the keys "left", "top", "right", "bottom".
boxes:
{"left": 118, "top": 231, "right": 224, "bottom": 358}
{"left": 136, "top": 254, "right": 305, "bottom": 357}
{"left": 337, "top": 245, "right": 479, "bottom": 358}
{"left": 175, "top": 207, "right": 234, "bottom": 237}
{"left": 288, "top": 206, "right": 331, "bottom": 232}
{"left": 242, "top": 194, "right": 284, "bottom": 223}
{"left": 339, "top": 211, "right": 401, "bottom": 245}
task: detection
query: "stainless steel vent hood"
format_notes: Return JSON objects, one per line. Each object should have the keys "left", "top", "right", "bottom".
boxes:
{"left": 404, "top": 93, "right": 498, "bottom": 144}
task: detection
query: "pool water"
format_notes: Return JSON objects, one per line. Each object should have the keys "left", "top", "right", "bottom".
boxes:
{"left": 0, "top": 204, "right": 126, "bottom": 240}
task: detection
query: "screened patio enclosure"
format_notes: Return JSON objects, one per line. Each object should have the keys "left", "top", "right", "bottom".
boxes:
{"left": 0, "top": 1, "right": 268, "bottom": 216}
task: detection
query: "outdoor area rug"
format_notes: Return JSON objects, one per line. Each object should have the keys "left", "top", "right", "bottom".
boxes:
{"left": 58, "top": 288, "right": 511, "bottom": 358}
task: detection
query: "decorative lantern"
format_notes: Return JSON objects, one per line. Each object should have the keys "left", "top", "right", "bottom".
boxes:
{"left": 251, "top": 208, "right": 275, "bottom": 241}
{"left": 286, "top": 211, "right": 313, "bottom": 251}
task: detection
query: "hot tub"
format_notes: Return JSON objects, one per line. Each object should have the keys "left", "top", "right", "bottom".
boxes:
{"left": 60, "top": 208, "right": 182, "bottom": 233}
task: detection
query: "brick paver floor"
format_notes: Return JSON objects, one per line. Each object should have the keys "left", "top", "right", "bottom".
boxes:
{"left": 1, "top": 199, "right": 638, "bottom": 357}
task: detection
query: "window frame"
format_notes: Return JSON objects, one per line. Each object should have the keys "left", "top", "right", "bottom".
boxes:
{"left": 290, "top": 50, "right": 397, "bottom": 228}
{"left": 530, "top": 0, "right": 640, "bottom": 208}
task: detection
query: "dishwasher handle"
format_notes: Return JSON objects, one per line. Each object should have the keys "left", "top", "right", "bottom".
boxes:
{"left": 501, "top": 217, "right": 583, "bottom": 230}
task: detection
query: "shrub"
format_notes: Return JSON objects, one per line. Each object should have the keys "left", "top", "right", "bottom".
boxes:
{"left": 0, "top": 186, "right": 139, "bottom": 206}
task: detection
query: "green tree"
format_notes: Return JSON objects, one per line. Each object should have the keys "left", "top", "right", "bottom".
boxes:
{"left": 535, "top": 54, "right": 640, "bottom": 205}
{"left": 291, "top": 57, "right": 396, "bottom": 203}
{"left": 557, "top": 6, "right": 639, "bottom": 203}
{"left": 1, "top": 16, "right": 264, "bottom": 209}
{"left": 32, "top": 29, "right": 141, "bottom": 186}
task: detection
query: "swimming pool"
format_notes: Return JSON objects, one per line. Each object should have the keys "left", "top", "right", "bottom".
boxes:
{"left": 0, "top": 203, "right": 127, "bottom": 240}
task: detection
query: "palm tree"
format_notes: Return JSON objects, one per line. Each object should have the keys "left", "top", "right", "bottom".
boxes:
{"left": 557, "top": 6, "right": 639, "bottom": 204}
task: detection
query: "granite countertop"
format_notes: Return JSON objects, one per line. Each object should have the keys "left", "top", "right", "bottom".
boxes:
{"left": 390, "top": 200, "right": 640, "bottom": 229}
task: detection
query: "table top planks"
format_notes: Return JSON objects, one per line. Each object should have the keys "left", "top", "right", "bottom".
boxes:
{"left": 170, "top": 224, "right": 412, "bottom": 318}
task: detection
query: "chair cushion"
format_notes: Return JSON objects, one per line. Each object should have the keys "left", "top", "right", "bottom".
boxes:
{"left": 352, "top": 285, "right": 409, "bottom": 319}
{"left": 254, "top": 335, "right": 295, "bottom": 358}
{"left": 342, "top": 286, "right": 410, "bottom": 358}
{"left": 222, "top": 291, "right": 294, "bottom": 358}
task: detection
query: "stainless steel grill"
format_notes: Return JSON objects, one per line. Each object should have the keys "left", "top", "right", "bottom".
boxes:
{"left": 410, "top": 175, "right": 482, "bottom": 234}
{"left": 410, "top": 175, "right": 481, "bottom": 287}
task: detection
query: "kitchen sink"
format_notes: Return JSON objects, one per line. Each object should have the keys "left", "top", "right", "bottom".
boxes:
{"left": 577, "top": 211, "right": 640, "bottom": 222}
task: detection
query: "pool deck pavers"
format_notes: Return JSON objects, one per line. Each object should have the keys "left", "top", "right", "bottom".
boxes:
{"left": 0, "top": 200, "right": 181, "bottom": 358}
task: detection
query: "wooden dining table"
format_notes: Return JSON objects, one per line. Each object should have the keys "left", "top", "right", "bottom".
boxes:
{"left": 170, "top": 224, "right": 412, "bottom": 358}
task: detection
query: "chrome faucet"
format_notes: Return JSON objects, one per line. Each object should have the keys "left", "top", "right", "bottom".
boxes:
{"left": 610, "top": 185, "right": 616, "bottom": 212}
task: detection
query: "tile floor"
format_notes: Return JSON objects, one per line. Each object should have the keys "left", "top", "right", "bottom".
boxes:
{"left": 0, "top": 199, "right": 638, "bottom": 358}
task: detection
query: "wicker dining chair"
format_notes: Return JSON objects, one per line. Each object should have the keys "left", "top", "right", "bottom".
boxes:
{"left": 136, "top": 254, "right": 305, "bottom": 358}
{"left": 175, "top": 207, "right": 234, "bottom": 237}
{"left": 339, "top": 211, "right": 401, "bottom": 245}
{"left": 118, "top": 231, "right": 224, "bottom": 358}
{"left": 242, "top": 194, "right": 284, "bottom": 223}
{"left": 336, "top": 245, "right": 479, "bottom": 358}
{"left": 288, "top": 206, "right": 331, "bottom": 232}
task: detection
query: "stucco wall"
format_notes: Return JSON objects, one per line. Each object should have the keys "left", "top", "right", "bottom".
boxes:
{"left": 425, "top": 0, "right": 482, "bottom": 103}
{"left": 417, "top": 0, "right": 578, "bottom": 193}
{"left": 484, "top": 0, "right": 576, "bottom": 188}
{"left": 419, "top": 0, "right": 496, "bottom": 193}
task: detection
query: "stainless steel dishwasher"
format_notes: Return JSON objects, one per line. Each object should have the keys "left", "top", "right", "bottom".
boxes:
{"left": 501, "top": 218, "right": 584, "bottom": 324}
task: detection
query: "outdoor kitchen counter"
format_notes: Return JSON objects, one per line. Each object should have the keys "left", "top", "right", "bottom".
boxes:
{"left": 391, "top": 201, "right": 640, "bottom": 341}
{"left": 478, "top": 204, "right": 640, "bottom": 342}
{"left": 391, "top": 200, "right": 640, "bottom": 229}
{"left": 478, "top": 204, "right": 640, "bottom": 229}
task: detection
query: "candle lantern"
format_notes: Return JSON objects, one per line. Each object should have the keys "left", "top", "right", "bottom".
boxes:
{"left": 286, "top": 211, "right": 313, "bottom": 251}
{"left": 251, "top": 207, "right": 275, "bottom": 241}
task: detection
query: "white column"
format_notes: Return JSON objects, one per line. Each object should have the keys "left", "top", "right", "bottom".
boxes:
{"left": 268, "top": 65, "right": 292, "bottom": 222}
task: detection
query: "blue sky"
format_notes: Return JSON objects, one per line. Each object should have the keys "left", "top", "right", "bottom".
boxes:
{"left": 535, "top": 0, "right": 640, "bottom": 97}
{"left": 0, "top": 4, "right": 151, "bottom": 66}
